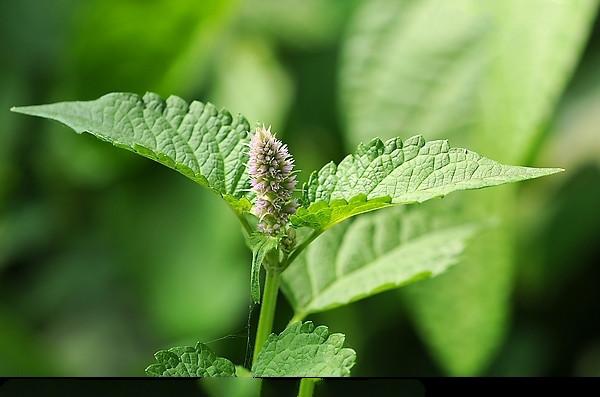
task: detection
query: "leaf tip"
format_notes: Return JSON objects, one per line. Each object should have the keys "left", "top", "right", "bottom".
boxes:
{"left": 10, "top": 104, "right": 50, "bottom": 118}
{"left": 10, "top": 105, "right": 26, "bottom": 114}
{"left": 539, "top": 167, "right": 565, "bottom": 177}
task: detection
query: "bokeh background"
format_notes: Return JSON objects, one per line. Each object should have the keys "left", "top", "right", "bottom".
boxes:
{"left": 1, "top": 0, "right": 600, "bottom": 385}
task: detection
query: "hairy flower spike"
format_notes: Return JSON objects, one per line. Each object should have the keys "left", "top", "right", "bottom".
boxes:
{"left": 249, "top": 125, "right": 298, "bottom": 235}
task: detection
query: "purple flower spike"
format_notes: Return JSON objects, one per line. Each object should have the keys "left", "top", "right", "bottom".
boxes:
{"left": 248, "top": 125, "right": 298, "bottom": 235}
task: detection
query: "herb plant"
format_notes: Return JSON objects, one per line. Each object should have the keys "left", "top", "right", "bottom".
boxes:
{"left": 11, "top": 92, "right": 561, "bottom": 392}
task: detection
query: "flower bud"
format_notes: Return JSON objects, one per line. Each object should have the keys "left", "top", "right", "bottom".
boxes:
{"left": 248, "top": 126, "right": 298, "bottom": 235}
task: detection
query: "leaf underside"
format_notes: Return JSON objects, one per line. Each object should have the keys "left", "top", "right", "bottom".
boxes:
{"left": 11, "top": 92, "right": 252, "bottom": 201}
{"left": 338, "top": 0, "right": 596, "bottom": 375}
{"left": 146, "top": 342, "right": 236, "bottom": 377}
{"left": 401, "top": 194, "right": 514, "bottom": 375}
{"left": 282, "top": 205, "right": 480, "bottom": 317}
{"left": 252, "top": 321, "right": 356, "bottom": 377}
{"left": 292, "top": 135, "right": 561, "bottom": 230}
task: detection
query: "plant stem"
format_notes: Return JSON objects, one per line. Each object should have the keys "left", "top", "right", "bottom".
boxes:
{"left": 297, "top": 378, "right": 318, "bottom": 397}
{"left": 283, "top": 230, "right": 321, "bottom": 269}
{"left": 253, "top": 269, "right": 280, "bottom": 363}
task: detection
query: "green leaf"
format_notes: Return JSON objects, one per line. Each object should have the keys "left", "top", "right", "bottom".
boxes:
{"left": 401, "top": 192, "right": 514, "bottom": 375}
{"left": 224, "top": 195, "right": 253, "bottom": 216}
{"left": 339, "top": 0, "right": 597, "bottom": 375}
{"left": 474, "top": 0, "right": 600, "bottom": 163}
{"left": 282, "top": 205, "right": 479, "bottom": 316}
{"left": 251, "top": 321, "right": 356, "bottom": 377}
{"left": 11, "top": 92, "right": 252, "bottom": 201}
{"left": 340, "top": 0, "right": 486, "bottom": 146}
{"left": 291, "top": 194, "right": 393, "bottom": 230}
{"left": 248, "top": 234, "right": 279, "bottom": 303}
{"left": 145, "top": 342, "right": 236, "bottom": 377}
{"left": 292, "top": 135, "right": 561, "bottom": 230}
{"left": 340, "top": 0, "right": 598, "bottom": 160}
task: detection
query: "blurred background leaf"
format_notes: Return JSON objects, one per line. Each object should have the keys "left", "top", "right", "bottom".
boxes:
{"left": 210, "top": 38, "right": 293, "bottom": 129}
{"left": 339, "top": 0, "right": 598, "bottom": 375}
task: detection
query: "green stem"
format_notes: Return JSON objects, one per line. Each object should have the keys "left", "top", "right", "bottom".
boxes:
{"left": 253, "top": 269, "right": 280, "bottom": 363}
{"left": 297, "top": 378, "right": 319, "bottom": 397}
{"left": 283, "top": 230, "right": 321, "bottom": 269}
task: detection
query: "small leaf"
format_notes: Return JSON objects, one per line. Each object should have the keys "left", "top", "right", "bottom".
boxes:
{"left": 293, "top": 135, "right": 561, "bottom": 230}
{"left": 282, "top": 205, "right": 480, "bottom": 316}
{"left": 248, "top": 234, "right": 279, "bottom": 303}
{"left": 224, "top": 195, "right": 253, "bottom": 216}
{"left": 145, "top": 342, "right": 236, "bottom": 377}
{"left": 252, "top": 321, "right": 356, "bottom": 377}
{"left": 291, "top": 194, "right": 393, "bottom": 230}
{"left": 11, "top": 92, "right": 252, "bottom": 199}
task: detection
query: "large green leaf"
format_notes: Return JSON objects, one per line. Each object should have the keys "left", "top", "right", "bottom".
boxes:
{"left": 282, "top": 206, "right": 479, "bottom": 317}
{"left": 340, "top": 0, "right": 486, "bottom": 145}
{"left": 145, "top": 342, "right": 236, "bottom": 377}
{"left": 340, "top": 0, "right": 598, "bottom": 158}
{"left": 11, "top": 92, "right": 252, "bottom": 202}
{"left": 340, "top": 0, "right": 597, "bottom": 374}
{"left": 401, "top": 190, "right": 515, "bottom": 375}
{"left": 292, "top": 135, "right": 560, "bottom": 230}
{"left": 252, "top": 321, "right": 356, "bottom": 377}
{"left": 475, "top": 0, "right": 599, "bottom": 163}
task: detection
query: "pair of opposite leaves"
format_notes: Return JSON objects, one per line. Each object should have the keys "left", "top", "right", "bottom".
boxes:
{"left": 11, "top": 92, "right": 561, "bottom": 377}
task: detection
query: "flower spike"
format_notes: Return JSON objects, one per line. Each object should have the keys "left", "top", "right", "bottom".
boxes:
{"left": 248, "top": 125, "right": 298, "bottom": 235}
